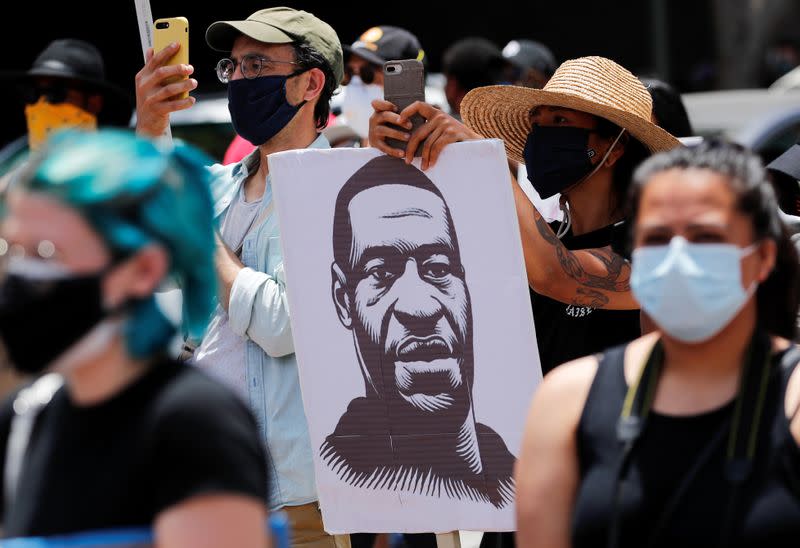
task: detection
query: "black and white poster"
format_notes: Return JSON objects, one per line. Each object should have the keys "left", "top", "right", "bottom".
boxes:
{"left": 269, "top": 140, "right": 541, "bottom": 533}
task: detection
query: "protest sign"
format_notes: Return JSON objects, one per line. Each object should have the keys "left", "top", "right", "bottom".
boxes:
{"left": 270, "top": 140, "right": 542, "bottom": 533}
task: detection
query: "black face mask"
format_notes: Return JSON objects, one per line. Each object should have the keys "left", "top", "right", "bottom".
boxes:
{"left": 227, "top": 72, "right": 307, "bottom": 146}
{"left": 523, "top": 125, "right": 598, "bottom": 199}
{"left": 0, "top": 262, "right": 108, "bottom": 375}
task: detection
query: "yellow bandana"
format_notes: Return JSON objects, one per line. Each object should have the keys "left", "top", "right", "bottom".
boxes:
{"left": 25, "top": 98, "right": 97, "bottom": 150}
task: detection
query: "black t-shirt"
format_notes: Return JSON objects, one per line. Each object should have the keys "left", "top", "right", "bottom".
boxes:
{"left": 0, "top": 359, "right": 268, "bottom": 538}
{"left": 573, "top": 343, "right": 800, "bottom": 547}
{"left": 531, "top": 220, "right": 640, "bottom": 375}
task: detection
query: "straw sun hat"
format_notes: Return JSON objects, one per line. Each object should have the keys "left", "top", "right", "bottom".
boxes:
{"left": 461, "top": 56, "right": 681, "bottom": 165}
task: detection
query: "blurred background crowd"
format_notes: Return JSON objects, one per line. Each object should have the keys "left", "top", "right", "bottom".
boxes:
{"left": 2, "top": 0, "right": 800, "bottom": 166}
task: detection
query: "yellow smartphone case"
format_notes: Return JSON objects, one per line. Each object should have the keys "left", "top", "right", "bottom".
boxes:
{"left": 153, "top": 17, "right": 189, "bottom": 99}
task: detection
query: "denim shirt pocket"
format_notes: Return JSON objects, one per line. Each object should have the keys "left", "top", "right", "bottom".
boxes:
{"left": 266, "top": 236, "right": 283, "bottom": 278}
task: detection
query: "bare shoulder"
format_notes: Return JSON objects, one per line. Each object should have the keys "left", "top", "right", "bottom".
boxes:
{"left": 781, "top": 338, "right": 800, "bottom": 425}
{"left": 540, "top": 355, "right": 600, "bottom": 400}
{"left": 781, "top": 339, "right": 800, "bottom": 447}
{"left": 527, "top": 355, "right": 600, "bottom": 428}
{"left": 622, "top": 332, "right": 661, "bottom": 386}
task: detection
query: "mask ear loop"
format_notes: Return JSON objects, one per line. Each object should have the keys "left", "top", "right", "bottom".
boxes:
{"left": 556, "top": 197, "right": 572, "bottom": 239}
{"left": 740, "top": 241, "right": 761, "bottom": 258}
{"left": 740, "top": 240, "right": 764, "bottom": 298}
{"left": 286, "top": 68, "right": 310, "bottom": 110}
{"left": 555, "top": 127, "right": 627, "bottom": 240}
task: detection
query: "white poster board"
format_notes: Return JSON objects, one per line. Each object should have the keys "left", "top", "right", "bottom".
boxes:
{"left": 516, "top": 163, "right": 563, "bottom": 222}
{"left": 269, "top": 139, "right": 542, "bottom": 534}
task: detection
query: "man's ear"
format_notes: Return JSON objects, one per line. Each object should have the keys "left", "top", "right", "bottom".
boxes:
{"left": 331, "top": 262, "right": 353, "bottom": 329}
{"left": 302, "top": 67, "right": 326, "bottom": 103}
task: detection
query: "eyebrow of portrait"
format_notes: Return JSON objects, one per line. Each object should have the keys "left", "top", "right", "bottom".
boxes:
{"left": 381, "top": 208, "right": 433, "bottom": 219}
{"left": 351, "top": 242, "right": 456, "bottom": 271}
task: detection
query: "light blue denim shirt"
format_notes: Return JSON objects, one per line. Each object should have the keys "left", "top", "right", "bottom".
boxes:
{"left": 206, "top": 134, "right": 329, "bottom": 510}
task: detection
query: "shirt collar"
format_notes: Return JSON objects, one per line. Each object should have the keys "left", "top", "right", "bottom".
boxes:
{"left": 233, "top": 133, "right": 331, "bottom": 180}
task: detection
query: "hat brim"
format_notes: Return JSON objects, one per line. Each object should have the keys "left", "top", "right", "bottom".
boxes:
{"left": 343, "top": 45, "right": 385, "bottom": 67}
{"left": 767, "top": 144, "right": 800, "bottom": 180}
{"left": 461, "top": 85, "right": 682, "bottom": 164}
{"left": 206, "top": 20, "right": 295, "bottom": 52}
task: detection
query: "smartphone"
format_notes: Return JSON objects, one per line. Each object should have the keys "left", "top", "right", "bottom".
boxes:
{"left": 383, "top": 59, "right": 426, "bottom": 156}
{"left": 153, "top": 17, "right": 189, "bottom": 100}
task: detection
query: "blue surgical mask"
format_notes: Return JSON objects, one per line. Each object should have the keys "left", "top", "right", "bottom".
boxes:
{"left": 227, "top": 73, "right": 307, "bottom": 146}
{"left": 631, "top": 236, "right": 759, "bottom": 343}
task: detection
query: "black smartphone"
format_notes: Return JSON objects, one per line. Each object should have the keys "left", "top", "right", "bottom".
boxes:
{"left": 383, "top": 59, "right": 426, "bottom": 156}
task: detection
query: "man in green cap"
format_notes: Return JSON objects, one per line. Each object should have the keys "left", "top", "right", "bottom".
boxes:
{"left": 135, "top": 7, "right": 344, "bottom": 547}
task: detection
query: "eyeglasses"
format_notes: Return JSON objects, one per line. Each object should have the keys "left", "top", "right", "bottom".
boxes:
{"left": 0, "top": 237, "right": 68, "bottom": 280}
{"left": 20, "top": 83, "right": 79, "bottom": 105}
{"left": 0, "top": 238, "right": 58, "bottom": 261}
{"left": 343, "top": 63, "right": 378, "bottom": 85}
{"left": 216, "top": 54, "right": 301, "bottom": 83}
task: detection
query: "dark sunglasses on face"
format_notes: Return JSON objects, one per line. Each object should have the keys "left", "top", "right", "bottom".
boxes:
{"left": 20, "top": 83, "right": 82, "bottom": 105}
{"left": 343, "top": 63, "right": 378, "bottom": 85}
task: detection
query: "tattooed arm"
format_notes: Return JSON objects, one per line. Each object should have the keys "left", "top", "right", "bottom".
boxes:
{"left": 510, "top": 173, "right": 639, "bottom": 310}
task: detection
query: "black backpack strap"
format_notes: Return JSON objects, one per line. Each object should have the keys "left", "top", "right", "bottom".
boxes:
{"left": 777, "top": 344, "right": 800, "bottom": 501}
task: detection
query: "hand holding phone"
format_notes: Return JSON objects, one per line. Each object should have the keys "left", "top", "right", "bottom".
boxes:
{"left": 153, "top": 17, "right": 189, "bottom": 100}
{"left": 383, "top": 59, "right": 426, "bottom": 156}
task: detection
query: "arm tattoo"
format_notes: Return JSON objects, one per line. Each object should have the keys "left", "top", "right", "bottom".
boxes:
{"left": 533, "top": 209, "right": 561, "bottom": 246}
{"left": 571, "top": 288, "right": 611, "bottom": 308}
{"left": 532, "top": 210, "right": 630, "bottom": 293}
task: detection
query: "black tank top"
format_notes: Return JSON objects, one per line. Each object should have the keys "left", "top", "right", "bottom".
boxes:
{"left": 531, "top": 221, "right": 640, "bottom": 374}
{"left": 572, "top": 343, "right": 800, "bottom": 548}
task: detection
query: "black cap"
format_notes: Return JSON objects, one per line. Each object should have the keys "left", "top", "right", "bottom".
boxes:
{"left": 345, "top": 26, "right": 426, "bottom": 68}
{"left": 2, "top": 39, "right": 133, "bottom": 126}
{"left": 502, "top": 39, "right": 557, "bottom": 77}
{"left": 767, "top": 143, "right": 800, "bottom": 181}
{"left": 442, "top": 37, "right": 507, "bottom": 91}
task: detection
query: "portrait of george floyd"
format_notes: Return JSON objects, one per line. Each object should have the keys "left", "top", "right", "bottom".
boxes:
{"left": 269, "top": 140, "right": 541, "bottom": 534}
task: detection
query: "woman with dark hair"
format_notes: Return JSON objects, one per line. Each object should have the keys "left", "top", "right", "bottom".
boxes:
{"left": 515, "top": 141, "right": 800, "bottom": 547}
{"left": 369, "top": 56, "right": 681, "bottom": 375}
{"left": 639, "top": 77, "right": 694, "bottom": 138}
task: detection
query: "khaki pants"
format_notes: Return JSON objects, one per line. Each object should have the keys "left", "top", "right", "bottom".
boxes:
{"left": 283, "top": 502, "right": 351, "bottom": 548}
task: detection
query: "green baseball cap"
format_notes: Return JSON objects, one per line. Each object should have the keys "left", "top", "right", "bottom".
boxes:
{"left": 206, "top": 7, "right": 344, "bottom": 85}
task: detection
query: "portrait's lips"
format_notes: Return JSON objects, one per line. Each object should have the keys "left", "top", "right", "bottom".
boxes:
{"left": 395, "top": 336, "right": 454, "bottom": 362}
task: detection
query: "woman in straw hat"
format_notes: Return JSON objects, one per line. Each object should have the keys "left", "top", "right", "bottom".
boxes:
{"left": 369, "top": 56, "right": 682, "bottom": 375}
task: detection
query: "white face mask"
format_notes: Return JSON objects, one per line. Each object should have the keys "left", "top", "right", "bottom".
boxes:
{"left": 340, "top": 76, "right": 383, "bottom": 139}
{"left": 631, "top": 236, "right": 760, "bottom": 343}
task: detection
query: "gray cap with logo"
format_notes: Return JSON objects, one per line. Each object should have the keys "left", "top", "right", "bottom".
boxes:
{"left": 206, "top": 7, "right": 344, "bottom": 85}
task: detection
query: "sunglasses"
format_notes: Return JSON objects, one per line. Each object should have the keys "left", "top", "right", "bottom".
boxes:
{"left": 20, "top": 83, "right": 83, "bottom": 105}
{"left": 343, "top": 63, "right": 379, "bottom": 85}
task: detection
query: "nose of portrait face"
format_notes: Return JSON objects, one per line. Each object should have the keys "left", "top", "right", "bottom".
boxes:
{"left": 391, "top": 259, "right": 445, "bottom": 328}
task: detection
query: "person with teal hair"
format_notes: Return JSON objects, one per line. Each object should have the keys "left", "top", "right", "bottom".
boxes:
{"left": 0, "top": 128, "right": 270, "bottom": 547}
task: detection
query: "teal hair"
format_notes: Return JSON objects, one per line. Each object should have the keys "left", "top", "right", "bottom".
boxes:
{"left": 19, "top": 128, "right": 217, "bottom": 358}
